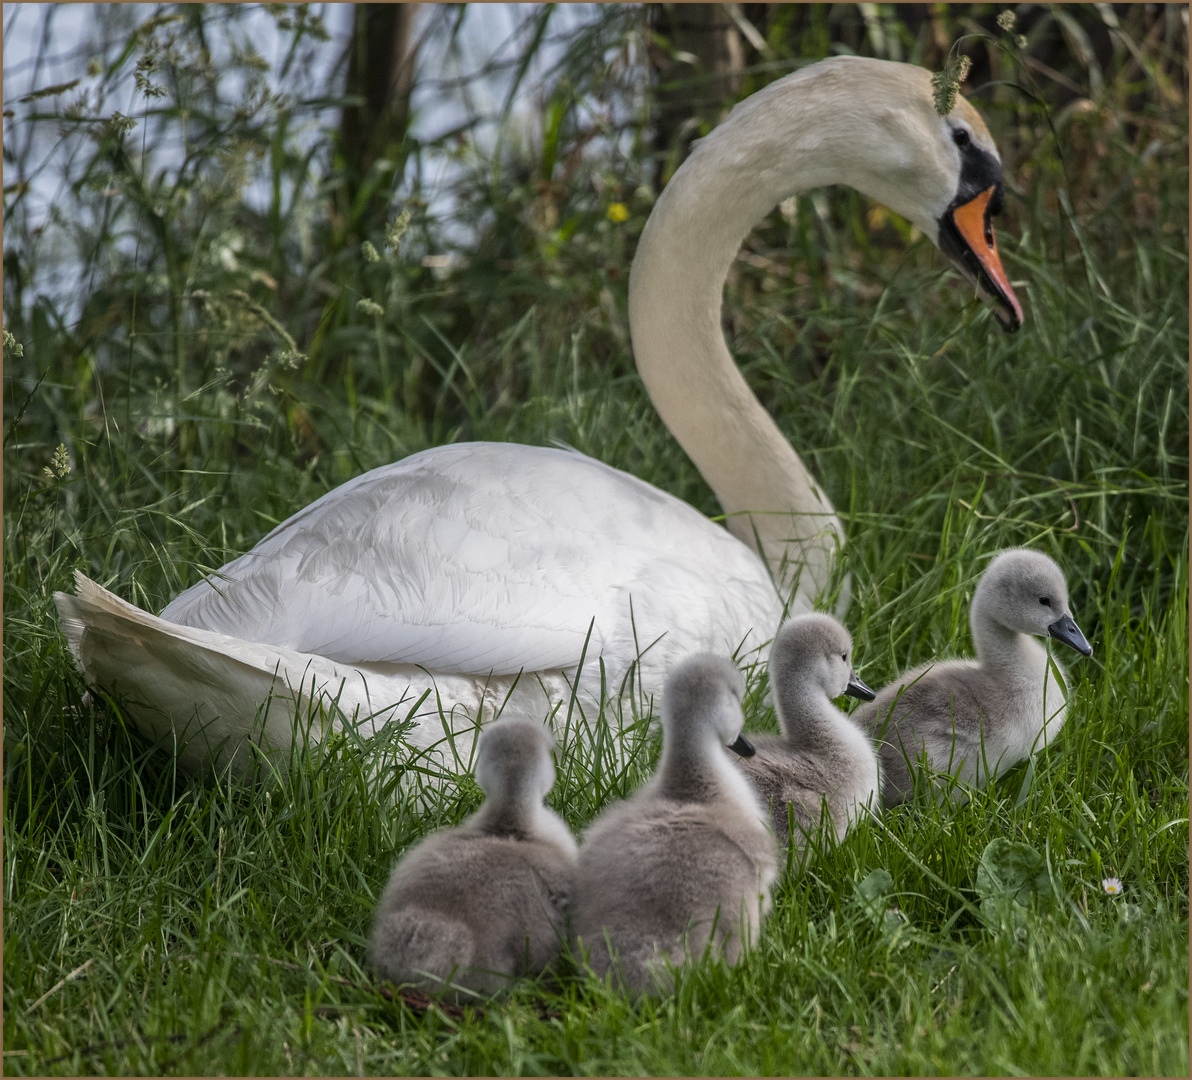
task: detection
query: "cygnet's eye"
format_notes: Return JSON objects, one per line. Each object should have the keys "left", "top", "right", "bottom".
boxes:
{"left": 841, "top": 653, "right": 848, "bottom": 662}
{"left": 952, "top": 127, "right": 971, "bottom": 148}
{"left": 1039, "top": 597, "right": 1052, "bottom": 607}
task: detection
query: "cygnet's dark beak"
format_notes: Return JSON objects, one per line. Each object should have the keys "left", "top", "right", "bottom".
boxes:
{"left": 845, "top": 671, "right": 877, "bottom": 701}
{"left": 727, "top": 733, "right": 756, "bottom": 758}
{"left": 1048, "top": 614, "right": 1092, "bottom": 657}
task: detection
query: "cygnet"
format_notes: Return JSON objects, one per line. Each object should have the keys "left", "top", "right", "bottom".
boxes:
{"left": 570, "top": 655, "right": 778, "bottom": 994}
{"left": 854, "top": 548, "right": 1093, "bottom": 806}
{"left": 736, "top": 614, "right": 879, "bottom": 848}
{"left": 369, "top": 718, "right": 577, "bottom": 996}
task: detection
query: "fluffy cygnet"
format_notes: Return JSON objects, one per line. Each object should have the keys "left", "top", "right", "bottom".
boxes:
{"left": 854, "top": 548, "right": 1093, "bottom": 806}
{"left": 369, "top": 718, "right": 577, "bottom": 997}
{"left": 736, "top": 614, "right": 879, "bottom": 847}
{"left": 570, "top": 655, "right": 778, "bottom": 994}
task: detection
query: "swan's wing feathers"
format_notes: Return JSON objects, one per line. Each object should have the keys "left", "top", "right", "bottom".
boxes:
{"left": 160, "top": 443, "right": 778, "bottom": 675}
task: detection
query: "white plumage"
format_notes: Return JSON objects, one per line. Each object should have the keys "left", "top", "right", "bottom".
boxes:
{"left": 160, "top": 443, "right": 782, "bottom": 675}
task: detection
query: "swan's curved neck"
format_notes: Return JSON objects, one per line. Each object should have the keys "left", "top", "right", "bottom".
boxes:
{"left": 629, "top": 60, "right": 947, "bottom": 608}
{"left": 629, "top": 78, "right": 854, "bottom": 607}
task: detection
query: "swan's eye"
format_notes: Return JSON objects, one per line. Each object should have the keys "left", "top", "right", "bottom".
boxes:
{"left": 952, "top": 127, "right": 971, "bottom": 148}
{"left": 841, "top": 653, "right": 847, "bottom": 662}
{"left": 1039, "top": 597, "right": 1052, "bottom": 607}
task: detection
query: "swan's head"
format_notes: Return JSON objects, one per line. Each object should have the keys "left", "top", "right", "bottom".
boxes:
{"left": 973, "top": 549, "right": 1092, "bottom": 655}
{"left": 829, "top": 58, "right": 1023, "bottom": 332}
{"left": 716, "top": 57, "right": 1024, "bottom": 331}
{"left": 661, "top": 654, "right": 754, "bottom": 758}
{"left": 769, "top": 613, "right": 875, "bottom": 708}
{"left": 474, "top": 718, "right": 557, "bottom": 804}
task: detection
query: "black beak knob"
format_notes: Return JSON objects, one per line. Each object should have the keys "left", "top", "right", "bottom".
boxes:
{"left": 727, "top": 733, "right": 756, "bottom": 758}
{"left": 1048, "top": 614, "right": 1093, "bottom": 657}
{"left": 845, "top": 671, "right": 877, "bottom": 701}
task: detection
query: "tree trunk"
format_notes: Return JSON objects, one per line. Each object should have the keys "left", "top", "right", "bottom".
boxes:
{"left": 648, "top": 3, "right": 745, "bottom": 188}
{"left": 339, "top": 3, "right": 418, "bottom": 231}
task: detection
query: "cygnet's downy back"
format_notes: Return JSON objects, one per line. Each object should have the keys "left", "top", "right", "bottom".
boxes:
{"left": 736, "top": 614, "right": 879, "bottom": 846}
{"left": 369, "top": 719, "right": 577, "bottom": 997}
{"left": 854, "top": 548, "right": 1092, "bottom": 806}
{"left": 571, "top": 655, "right": 778, "bottom": 994}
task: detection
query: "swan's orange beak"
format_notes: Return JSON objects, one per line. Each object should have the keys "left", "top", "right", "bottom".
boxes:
{"left": 940, "top": 186, "right": 1023, "bottom": 332}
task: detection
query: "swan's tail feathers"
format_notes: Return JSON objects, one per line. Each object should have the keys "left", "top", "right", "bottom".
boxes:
{"left": 53, "top": 572, "right": 354, "bottom": 777}
{"left": 52, "top": 573, "right": 505, "bottom": 782}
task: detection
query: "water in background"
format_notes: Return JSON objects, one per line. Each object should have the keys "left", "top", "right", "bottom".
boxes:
{"left": 3, "top": 3, "right": 617, "bottom": 323}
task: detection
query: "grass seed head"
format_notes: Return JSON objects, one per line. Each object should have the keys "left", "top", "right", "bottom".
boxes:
{"left": 932, "top": 55, "right": 972, "bottom": 116}
{"left": 43, "top": 443, "right": 71, "bottom": 482}
{"left": 386, "top": 208, "right": 412, "bottom": 253}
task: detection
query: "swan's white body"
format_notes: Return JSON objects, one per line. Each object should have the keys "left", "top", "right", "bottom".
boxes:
{"left": 159, "top": 443, "right": 782, "bottom": 672}
{"left": 58, "top": 445, "right": 784, "bottom": 774}
{"left": 55, "top": 57, "right": 1021, "bottom": 776}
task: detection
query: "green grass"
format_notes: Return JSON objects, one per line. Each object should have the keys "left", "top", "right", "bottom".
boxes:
{"left": 4, "top": 4, "right": 1188, "bottom": 1075}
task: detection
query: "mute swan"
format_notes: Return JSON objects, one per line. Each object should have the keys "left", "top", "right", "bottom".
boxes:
{"left": 735, "top": 614, "right": 879, "bottom": 847}
{"left": 853, "top": 549, "right": 1092, "bottom": 806}
{"left": 54, "top": 56, "right": 1023, "bottom": 776}
{"left": 370, "top": 718, "right": 577, "bottom": 996}
{"left": 570, "top": 655, "right": 777, "bottom": 993}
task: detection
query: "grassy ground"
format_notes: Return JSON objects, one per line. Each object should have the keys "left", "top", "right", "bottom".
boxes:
{"left": 4, "top": 4, "right": 1188, "bottom": 1075}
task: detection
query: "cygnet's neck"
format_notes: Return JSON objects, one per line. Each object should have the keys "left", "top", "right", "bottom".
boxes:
{"left": 628, "top": 61, "right": 932, "bottom": 605}
{"left": 970, "top": 597, "right": 1048, "bottom": 674}
{"left": 656, "top": 726, "right": 746, "bottom": 805}
{"left": 472, "top": 785, "right": 549, "bottom": 839}
{"left": 777, "top": 674, "right": 861, "bottom": 755}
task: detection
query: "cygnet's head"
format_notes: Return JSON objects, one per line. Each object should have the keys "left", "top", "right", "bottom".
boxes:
{"left": 661, "top": 654, "right": 754, "bottom": 758}
{"left": 769, "top": 614, "right": 876, "bottom": 705}
{"left": 474, "top": 719, "right": 557, "bottom": 804}
{"left": 974, "top": 549, "right": 1093, "bottom": 655}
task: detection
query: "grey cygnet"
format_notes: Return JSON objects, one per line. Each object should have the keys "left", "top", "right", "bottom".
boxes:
{"left": 736, "top": 614, "right": 879, "bottom": 847}
{"left": 571, "top": 655, "right": 778, "bottom": 994}
{"left": 369, "top": 718, "right": 578, "bottom": 997}
{"left": 854, "top": 548, "right": 1093, "bottom": 806}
